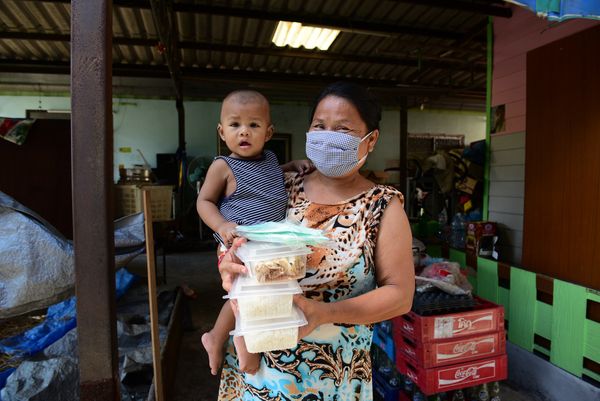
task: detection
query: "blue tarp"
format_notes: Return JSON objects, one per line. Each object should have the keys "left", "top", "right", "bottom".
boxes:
{"left": 507, "top": 0, "right": 600, "bottom": 21}
{"left": 0, "top": 268, "right": 137, "bottom": 392}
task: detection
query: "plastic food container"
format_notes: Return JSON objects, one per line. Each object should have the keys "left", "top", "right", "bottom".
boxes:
{"left": 235, "top": 241, "right": 311, "bottom": 282}
{"left": 225, "top": 275, "right": 302, "bottom": 321}
{"left": 231, "top": 306, "right": 307, "bottom": 353}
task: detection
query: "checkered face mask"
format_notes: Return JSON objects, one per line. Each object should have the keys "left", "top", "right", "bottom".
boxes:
{"left": 306, "top": 130, "right": 373, "bottom": 177}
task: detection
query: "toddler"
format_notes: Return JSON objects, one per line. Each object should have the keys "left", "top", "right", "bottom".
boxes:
{"left": 197, "top": 89, "right": 311, "bottom": 375}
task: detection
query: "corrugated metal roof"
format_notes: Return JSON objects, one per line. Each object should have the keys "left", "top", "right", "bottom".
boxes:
{"left": 0, "top": 0, "right": 512, "bottom": 109}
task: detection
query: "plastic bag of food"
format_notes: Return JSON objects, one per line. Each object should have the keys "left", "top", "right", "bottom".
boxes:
{"left": 415, "top": 261, "right": 472, "bottom": 295}
{"left": 235, "top": 220, "right": 331, "bottom": 247}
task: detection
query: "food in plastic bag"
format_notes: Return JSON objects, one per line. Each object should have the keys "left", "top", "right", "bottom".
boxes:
{"left": 235, "top": 220, "right": 331, "bottom": 246}
{"left": 415, "top": 261, "right": 472, "bottom": 295}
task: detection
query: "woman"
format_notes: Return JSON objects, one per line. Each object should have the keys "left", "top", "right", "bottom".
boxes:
{"left": 217, "top": 82, "right": 415, "bottom": 400}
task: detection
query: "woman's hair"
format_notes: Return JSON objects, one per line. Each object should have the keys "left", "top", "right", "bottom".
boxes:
{"left": 310, "top": 82, "right": 382, "bottom": 132}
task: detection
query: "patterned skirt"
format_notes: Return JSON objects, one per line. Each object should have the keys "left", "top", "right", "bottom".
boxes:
{"left": 218, "top": 323, "right": 374, "bottom": 401}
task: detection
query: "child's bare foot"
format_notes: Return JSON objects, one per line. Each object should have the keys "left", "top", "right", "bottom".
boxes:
{"left": 180, "top": 283, "right": 198, "bottom": 299}
{"left": 201, "top": 331, "right": 223, "bottom": 375}
{"left": 234, "top": 336, "right": 260, "bottom": 375}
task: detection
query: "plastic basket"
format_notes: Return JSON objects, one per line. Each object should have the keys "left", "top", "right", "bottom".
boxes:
{"left": 396, "top": 354, "right": 508, "bottom": 395}
{"left": 115, "top": 184, "right": 173, "bottom": 221}
{"left": 394, "top": 330, "right": 506, "bottom": 368}
{"left": 392, "top": 297, "right": 504, "bottom": 343}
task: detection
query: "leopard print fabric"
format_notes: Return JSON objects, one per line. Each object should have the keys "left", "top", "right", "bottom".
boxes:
{"left": 218, "top": 172, "right": 404, "bottom": 401}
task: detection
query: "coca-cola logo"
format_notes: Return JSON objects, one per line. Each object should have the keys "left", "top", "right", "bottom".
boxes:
{"left": 403, "top": 322, "right": 414, "bottom": 332}
{"left": 403, "top": 346, "right": 415, "bottom": 357}
{"left": 454, "top": 366, "right": 479, "bottom": 380}
{"left": 452, "top": 341, "right": 477, "bottom": 355}
{"left": 457, "top": 318, "right": 473, "bottom": 330}
{"left": 407, "top": 371, "right": 418, "bottom": 381}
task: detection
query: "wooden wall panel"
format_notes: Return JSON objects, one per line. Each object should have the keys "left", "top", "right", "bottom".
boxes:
{"left": 0, "top": 119, "right": 73, "bottom": 238}
{"left": 524, "top": 25, "right": 600, "bottom": 290}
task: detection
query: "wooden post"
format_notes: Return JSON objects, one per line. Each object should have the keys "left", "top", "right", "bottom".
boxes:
{"left": 71, "top": 0, "right": 120, "bottom": 399}
{"left": 142, "top": 190, "right": 165, "bottom": 401}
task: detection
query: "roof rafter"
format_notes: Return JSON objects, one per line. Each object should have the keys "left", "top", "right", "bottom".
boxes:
{"left": 0, "top": 32, "right": 486, "bottom": 73}
{"left": 393, "top": 0, "right": 512, "bottom": 18}
{"left": 31, "top": 0, "right": 485, "bottom": 43}
{"left": 0, "top": 58, "right": 485, "bottom": 98}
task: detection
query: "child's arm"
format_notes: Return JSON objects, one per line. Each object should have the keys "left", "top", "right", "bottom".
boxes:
{"left": 281, "top": 159, "right": 314, "bottom": 176}
{"left": 197, "top": 159, "right": 237, "bottom": 244}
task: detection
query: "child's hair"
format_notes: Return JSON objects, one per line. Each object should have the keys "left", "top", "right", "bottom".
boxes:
{"left": 222, "top": 90, "right": 270, "bottom": 108}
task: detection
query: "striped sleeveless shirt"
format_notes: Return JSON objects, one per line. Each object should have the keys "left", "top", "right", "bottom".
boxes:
{"left": 217, "top": 150, "right": 287, "bottom": 225}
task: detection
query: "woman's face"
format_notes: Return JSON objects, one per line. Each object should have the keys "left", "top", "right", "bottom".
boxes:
{"left": 309, "top": 95, "right": 378, "bottom": 176}
{"left": 310, "top": 95, "right": 369, "bottom": 137}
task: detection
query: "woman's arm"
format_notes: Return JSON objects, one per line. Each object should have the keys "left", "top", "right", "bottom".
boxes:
{"left": 296, "top": 195, "right": 414, "bottom": 337}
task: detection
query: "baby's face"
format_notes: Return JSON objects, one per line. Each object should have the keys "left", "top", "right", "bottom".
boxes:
{"left": 218, "top": 98, "right": 272, "bottom": 160}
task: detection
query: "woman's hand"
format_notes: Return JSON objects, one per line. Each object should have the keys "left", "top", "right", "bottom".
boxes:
{"left": 218, "top": 237, "right": 247, "bottom": 292}
{"left": 294, "top": 294, "right": 328, "bottom": 339}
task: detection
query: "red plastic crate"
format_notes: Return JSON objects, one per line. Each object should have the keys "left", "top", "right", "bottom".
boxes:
{"left": 392, "top": 297, "right": 504, "bottom": 342}
{"left": 398, "top": 391, "right": 411, "bottom": 401}
{"left": 396, "top": 354, "right": 507, "bottom": 395}
{"left": 394, "top": 330, "right": 506, "bottom": 368}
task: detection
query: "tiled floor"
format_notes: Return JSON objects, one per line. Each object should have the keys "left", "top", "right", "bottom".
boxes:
{"left": 127, "top": 251, "right": 541, "bottom": 401}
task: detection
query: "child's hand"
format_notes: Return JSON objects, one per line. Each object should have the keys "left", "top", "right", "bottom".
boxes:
{"left": 284, "top": 160, "right": 315, "bottom": 176}
{"left": 217, "top": 221, "right": 238, "bottom": 246}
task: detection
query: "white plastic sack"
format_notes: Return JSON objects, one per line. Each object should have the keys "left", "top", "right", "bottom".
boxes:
{"left": 0, "top": 191, "right": 145, "bottom": 319}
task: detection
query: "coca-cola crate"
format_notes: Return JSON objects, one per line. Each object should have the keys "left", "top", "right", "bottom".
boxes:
{"left": 398, "top": 390, "right": 411, "bottom": 401}
{"left": 393, "top": 331, "right": 506, "bottom": 368}
{"left": 396, "top": 354, "right": 507, "bottom": 395}
{"left": 392, "top": 297, "right": 504, "bottom": 343}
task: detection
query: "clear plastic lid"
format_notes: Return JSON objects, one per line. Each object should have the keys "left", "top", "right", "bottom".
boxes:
{"left": 224, "top": 275, "right": 302, "bottom": 299}
{"left": 235, "top": 241, "right": 312, "bottom": 263}
{"left": 230, "top": 305, "right": 307, "bottom": 336}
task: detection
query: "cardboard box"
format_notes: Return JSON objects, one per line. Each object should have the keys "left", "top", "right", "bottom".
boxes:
{"left": 465, "top": 221, "right": 497, "bottom": 257}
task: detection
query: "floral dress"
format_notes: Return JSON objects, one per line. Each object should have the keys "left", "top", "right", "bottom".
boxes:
{"left": 218, "top": 173, "right": 404, "bottom": 401}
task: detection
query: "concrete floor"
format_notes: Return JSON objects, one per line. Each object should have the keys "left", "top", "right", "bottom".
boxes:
{"left": 127, "top": 251, "right": 540, "bottom": 401}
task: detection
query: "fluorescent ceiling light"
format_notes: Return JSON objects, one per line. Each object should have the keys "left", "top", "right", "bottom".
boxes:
{"left": 272, "top": 21, "right": 340, "bottom": 51}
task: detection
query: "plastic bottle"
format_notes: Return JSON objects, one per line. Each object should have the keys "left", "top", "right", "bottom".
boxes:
{"left": 413, "top": 389, "right": 426, "bottom": 401}
{"left": 477, "top": 383, "right": 490, "bottom": 401}
{"left": 403, "top": 377, "right": 415, "bottom": 397}
{"left": 450, "top": 213, "right": 466, "bottom": 249}
{"left": 436, "top": 209, "right": 448, "bottom": 242}
{"left": 489, "top": 382, "right": 501, "bottom": 401}
{"left": 465, "top": 385, "right": 479, "bottom": 401}
{"left": 451, "top": 389, "right": 465, "bottom": 401}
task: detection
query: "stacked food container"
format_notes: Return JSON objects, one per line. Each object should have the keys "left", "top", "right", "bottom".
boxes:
{"left": 227, "top": 241, "right": 311, "bottom": 353}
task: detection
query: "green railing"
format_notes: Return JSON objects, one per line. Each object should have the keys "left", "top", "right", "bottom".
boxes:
{"left": 426, "top": 244, "right": 600, "bottom": 383}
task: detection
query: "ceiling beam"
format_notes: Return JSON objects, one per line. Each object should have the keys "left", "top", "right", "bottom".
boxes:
{"left": 0, "top": 32, "right": 486, "bottom": 72}
{"left": 32, "top": 0, "right": 479, "bottom": 42}
{"left": 178, "top": 41, "right": 486, "bottom": 72}
{"left": 173, "top": 3, "right": 483, "bottom": 42}
{"left": 0, "top": 58, "right": 484, "bottom": 97}
{"left": 393, "top": 0, "right": 512, "bottom": 18}
{"left": 174, "top": 3, "right": 482, "bottom": 42}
